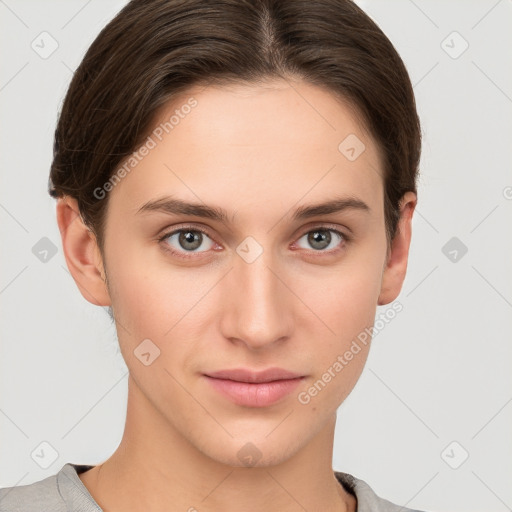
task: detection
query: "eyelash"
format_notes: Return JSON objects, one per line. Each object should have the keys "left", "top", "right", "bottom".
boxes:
{"left": 157, "top": 224, "right": 351, "bottom": 260}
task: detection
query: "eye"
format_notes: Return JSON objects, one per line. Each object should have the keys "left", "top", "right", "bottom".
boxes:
{"left": 158, "top": 226, "right": 217, "bottom": 259}
{"left": 158, "top": 224, "right": 349, "bottom": 260}
{"left": 294, "top": 227, "right": 348, "bottom": 253}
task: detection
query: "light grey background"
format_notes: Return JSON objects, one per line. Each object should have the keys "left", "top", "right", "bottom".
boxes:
{"left": 1, "top": 1, "right": 511, "bottom": 511}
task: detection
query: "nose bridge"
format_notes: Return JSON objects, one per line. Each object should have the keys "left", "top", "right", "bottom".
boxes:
{"left": 226, "top": 241, "right": 291, "bottom": 348}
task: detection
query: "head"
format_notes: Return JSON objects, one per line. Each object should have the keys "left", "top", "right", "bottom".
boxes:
{"left": 51, "top": 0, "right": 420, "bottom": 467}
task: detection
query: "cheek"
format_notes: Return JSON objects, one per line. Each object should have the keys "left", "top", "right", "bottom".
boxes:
{"left": 295, "top": 243, "right": 385, "bottom": 395}
{"left": 108, "top": 260, "right": 198, "bottom": 338}
{"left": 105, "top": 244, "right": 220, "bottom": 370}
{"left": 296, "top": 271, "right": 377, "bottom": 415}
{"left": 301, "top": 248, "right": 385, "bottom": 340}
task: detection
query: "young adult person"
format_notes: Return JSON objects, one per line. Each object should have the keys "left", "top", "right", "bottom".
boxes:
{"left": 0, "top": 1, "right": 425, "bottom": 510}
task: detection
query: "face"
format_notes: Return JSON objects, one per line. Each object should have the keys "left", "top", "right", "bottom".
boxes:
{"left": 69, "top": 79, "right": 403, "bottom": 467}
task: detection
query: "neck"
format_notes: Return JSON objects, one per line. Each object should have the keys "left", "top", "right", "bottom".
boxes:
{"left": 79, "top": 375, "right": 356, "bottom": 512}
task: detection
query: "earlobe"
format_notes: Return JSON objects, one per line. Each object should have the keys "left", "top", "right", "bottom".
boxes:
{"left": 377, "top": 191, "right": 417, "bottom": 306}
{"left": 56, "top": 196, "right": 111, "bottom": 307}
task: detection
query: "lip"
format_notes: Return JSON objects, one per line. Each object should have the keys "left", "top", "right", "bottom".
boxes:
{"left": 205, "top": 367, "right": 303, "bottom": 383}
{"left": 203, "top": 367, "right": 305, "bottom": 407}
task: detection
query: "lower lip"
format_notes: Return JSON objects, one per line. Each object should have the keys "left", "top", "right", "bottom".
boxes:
{"left": 203, "top": 375, "right": 304, "bottom": 407}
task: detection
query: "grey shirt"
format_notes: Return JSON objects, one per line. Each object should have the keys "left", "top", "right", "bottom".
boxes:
{"left": 0, "top": 463, "right": 425, "bottom": 512}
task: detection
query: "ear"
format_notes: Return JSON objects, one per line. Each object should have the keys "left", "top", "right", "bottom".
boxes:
{"left": 56, "top": 196, "right": 111, "bottom": 306}
{"left": 378, "top": 191, "right": 417, "bottom": 306}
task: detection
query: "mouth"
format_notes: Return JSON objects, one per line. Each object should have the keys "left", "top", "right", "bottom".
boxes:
{"left": 203, "top": 367, "right": 305, "bottom": 407}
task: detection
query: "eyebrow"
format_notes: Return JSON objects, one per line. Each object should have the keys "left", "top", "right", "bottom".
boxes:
{"left": 136, "top": 195, "right": 371, "bottom": 223}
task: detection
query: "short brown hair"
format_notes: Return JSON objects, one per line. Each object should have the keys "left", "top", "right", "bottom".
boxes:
{"left": 49, "top": 0, "right": 421, "bottom": 254}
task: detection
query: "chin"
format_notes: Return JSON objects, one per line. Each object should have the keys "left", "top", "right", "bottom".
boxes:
{"left": 194, "top": 429, "right": 307, "bottom": 469}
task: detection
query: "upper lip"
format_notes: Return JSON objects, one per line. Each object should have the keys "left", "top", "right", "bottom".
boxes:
{"left": 204, "top": 367, "right": 304, "bottom": 383}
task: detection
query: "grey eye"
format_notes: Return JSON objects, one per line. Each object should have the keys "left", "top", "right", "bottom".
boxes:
{"left": 164, "top": 229, "right": 214, "bottom": 253}
{"left": 297, "top": 229, "right": 343, "bottom": 251}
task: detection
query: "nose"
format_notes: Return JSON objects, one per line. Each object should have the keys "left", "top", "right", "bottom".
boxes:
{"left": 221, "top": 247, "right": 294, "bottom": 350}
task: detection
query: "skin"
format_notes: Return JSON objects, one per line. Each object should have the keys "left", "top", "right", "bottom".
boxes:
{"left": 56, "top": 78, "right": 416, "bottom": 512}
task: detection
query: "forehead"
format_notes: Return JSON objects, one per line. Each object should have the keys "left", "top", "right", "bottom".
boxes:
{"left": 107, "top": 79, "right": 384, "bottom": 222}
{"left": 158, "top": 79, "right": 377, "bottom": 159}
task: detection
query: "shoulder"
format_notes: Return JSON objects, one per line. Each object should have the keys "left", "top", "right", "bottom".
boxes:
{"left": 0, "top": 472, "right": 63, "bottom": 512}
{"left": 0, "top": 463, "right": 98, "bottom": 512}
{"left": 334, "top": 471, "right": 428, "bottom": 512}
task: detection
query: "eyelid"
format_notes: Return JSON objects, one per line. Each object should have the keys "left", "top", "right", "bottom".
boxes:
{"left": 157, "top": 223, "right": 219, "bottom": 250}
{"left": 296, "top": 222, "right": 351, "bottom": 240}
{"left": 291, "top": 224, "right": 350, "bottom": 254}
{"left": 157, "top": 223, "right": 215, "bottom": 241}
{"left": 158, "top": 222, "right": 350, "bottom": 240}
{"left": 157, "top": 224, "right": 219, "bottom": 261}
{"left": 157, "top": 222, "right": 350, "bottom": 258}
